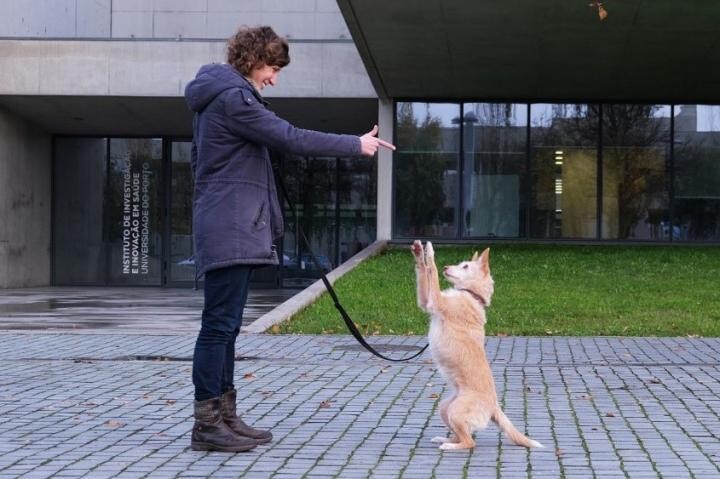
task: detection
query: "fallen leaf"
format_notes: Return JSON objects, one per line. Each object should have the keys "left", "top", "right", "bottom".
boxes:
{"left": 319, "top": 400, "right": 332, "bottom": 408}
{"left": 165, "top": 400, "right": 176, "bottom": 405}
{"left": 243, "top": 372, "right": 256, "bottom": 380}
{"left": 105, "top": 420, "right": 124, "bottom": 428}
{"left": 648, "top": 377, "right": 662, "bottom": 384}
{"left": 598, "top": 6, "right": 608, "bottom": 20}
{"left": 555, "top": 448, "right": 564, "bottom": 457}
{"left": 271, "top": 325, "right": 281, "bottom": 333}
{"left": 605, "top": 412, "right": 616, "bottom": 417}
{"left": 429, "top": 393, "right": 439, "bottom": 399}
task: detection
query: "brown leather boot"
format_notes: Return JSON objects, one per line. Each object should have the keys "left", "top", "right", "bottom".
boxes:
{"left": 191, "top": 397, "right": 257, "bottom": 452}
{"left": 220, "top": 389, "right": 273, "bottom": 444}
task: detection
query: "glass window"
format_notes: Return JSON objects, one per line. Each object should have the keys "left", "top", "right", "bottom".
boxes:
{"left": 281, "top": 155, "right": 337, "bottom": 287}
{"left": 530, "top": 104, "right": 599, "bottom": 239}
{"left": 602, "top": 105, "right": 671, "bottom": 240}
{"left": 462, "top": 103, "right": 527, "bottom": 238}
{"left": 106, "top": 138, "right": 163, "bottom": 285}
{"left": 673, "top": 105, "right": 720, "bottom": 241}
{"left": 169, "top": 142, "right": 195, "bottom": 282}
{"left": 338, "top": 157, "right": 376, "bottom": 262}
{"left": 53, "top": 138, "right": 107, "bottom": 284}
{"left": 394, "top": 102, "right": 460, "bottom": 238}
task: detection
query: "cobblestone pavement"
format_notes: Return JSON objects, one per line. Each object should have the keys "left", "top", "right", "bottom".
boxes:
{"left": 1, "top": 333, "right": 719, "bottom": 478}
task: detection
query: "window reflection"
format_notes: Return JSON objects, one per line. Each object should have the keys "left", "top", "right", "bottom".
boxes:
{"left": 280, "top": 154, "right": 376, "bottom": 287}
{"left": 462, "top": 103, "right": 527, "bottom": 238}
{"left": 170, "top": 142, "right": 195, "bottom": 282}
{"left": 395, "top": 102, "right": 459, "bottom": 237}
{"left": 602, "top": 105, "right": 671, "bottom": 240}
{"left": 53, "top": 138, "right": 107, "bottom": 284}
{"left": 338, "top": 157, "right": 376, "bottom": 262}
{"left": 530, "top": 104, "right": 598, "bottom": 238}
{"left": 674, "top": 105, "right": 720, "bottom": 240}
{"left": 281, "top": 155, "right": 337, "bottom": 287}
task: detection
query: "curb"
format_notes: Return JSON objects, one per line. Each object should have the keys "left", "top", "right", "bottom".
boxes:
{"left": 241, "top": 240, "right": 388, "bottom": 333}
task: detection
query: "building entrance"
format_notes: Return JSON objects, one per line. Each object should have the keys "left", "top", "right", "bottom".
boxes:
{"left": 52, "top": 137, "right": 377, "bottom": 287}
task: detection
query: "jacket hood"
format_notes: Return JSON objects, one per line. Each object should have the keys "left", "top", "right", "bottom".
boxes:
{"left": 184, "top": 63, "right": 259, "bottom": 112}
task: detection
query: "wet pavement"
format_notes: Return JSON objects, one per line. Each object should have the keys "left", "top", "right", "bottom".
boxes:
{"left": 0, "top": 287, "right": 298, "bottom": 333}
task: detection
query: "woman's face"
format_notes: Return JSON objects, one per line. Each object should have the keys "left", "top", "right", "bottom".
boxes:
{"left": 248, "top": 64, "right": 282, "bottom": 91}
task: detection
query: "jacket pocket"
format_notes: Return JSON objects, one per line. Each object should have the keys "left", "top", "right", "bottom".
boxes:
{"left": 252, "top": 202, "right": 268, "bottom": 232}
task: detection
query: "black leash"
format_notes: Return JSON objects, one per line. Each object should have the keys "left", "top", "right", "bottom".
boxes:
{"left": 276, "top": 175, "right": 429, "bottom": 362}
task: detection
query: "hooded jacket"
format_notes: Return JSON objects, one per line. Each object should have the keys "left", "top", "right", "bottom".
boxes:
{"left": 184, "top": 63, "right": 361, "bottom": 278}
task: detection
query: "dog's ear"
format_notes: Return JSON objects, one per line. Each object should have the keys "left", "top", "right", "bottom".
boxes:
{"left": 471, "top": 251, "right": 479, "bottom": 261}
{"left": 479, "top": 248, "right": 490, "bottom": 275}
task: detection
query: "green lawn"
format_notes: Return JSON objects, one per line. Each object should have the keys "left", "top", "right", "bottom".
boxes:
{"left": 275, "top": 244, "right": 720, "bottom": 337}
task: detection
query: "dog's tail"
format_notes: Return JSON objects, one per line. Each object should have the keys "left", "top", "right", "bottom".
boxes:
{"left": 492, "top": 408, "right": 544, "bottom": 448}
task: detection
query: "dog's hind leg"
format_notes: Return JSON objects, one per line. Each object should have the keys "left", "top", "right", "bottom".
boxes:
{"left": 431, "top": 395, "right": 458, "bottom": 444}
{"left": 438, "top": 397, "right": 475, "bottom": 450}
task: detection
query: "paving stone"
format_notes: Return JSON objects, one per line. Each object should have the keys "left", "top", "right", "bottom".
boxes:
{"left": 1, "top": 333, "right": 719, "bottom": 477}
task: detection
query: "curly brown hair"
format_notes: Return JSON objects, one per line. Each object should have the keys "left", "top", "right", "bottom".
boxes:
{"left": 227, "top": 26, "right": 290, "bottom": 76}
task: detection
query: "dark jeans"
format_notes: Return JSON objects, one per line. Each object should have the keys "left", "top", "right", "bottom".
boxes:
{"left": 193, "top": 264, "right": 253, "bottom": 401}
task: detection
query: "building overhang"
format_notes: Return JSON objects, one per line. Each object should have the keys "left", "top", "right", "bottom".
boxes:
{"left": 338, "top": 0, "right": 720, "bottom": 103}
{"left": 0, "top": 95, "right": 377, "bottom": 137}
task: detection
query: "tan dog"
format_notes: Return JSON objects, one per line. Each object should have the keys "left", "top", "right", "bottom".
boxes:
{"left": 412, "top": 240, "right": 543, "bottom": 451}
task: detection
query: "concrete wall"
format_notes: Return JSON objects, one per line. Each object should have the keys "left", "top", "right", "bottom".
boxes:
{"left": 0, "top": 40, "right": 375, "bottom": 99}
{"left": 0, "top": 0, "right": 350, "bottom": 40}
{"left": 0, "top": 107, "right": 52, "bottom": 288}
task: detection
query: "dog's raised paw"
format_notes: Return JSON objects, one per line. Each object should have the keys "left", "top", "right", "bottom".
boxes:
{"left": 425, "top": 241, "right": 434, "bottom": 258}
{"left": 411, "top": 240, "right": 423, "bottom": 257}
{"left": 431, "top": 436, "right": 451, "bottom": 444}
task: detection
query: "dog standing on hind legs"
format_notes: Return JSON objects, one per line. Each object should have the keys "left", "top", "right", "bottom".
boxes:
{"left": 411, "top": 240, "right": 543, "bottom": 451}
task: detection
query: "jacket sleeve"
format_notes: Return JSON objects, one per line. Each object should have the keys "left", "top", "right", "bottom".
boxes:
{"left": 224, "top": 88, "right": 362, "bottom": 157}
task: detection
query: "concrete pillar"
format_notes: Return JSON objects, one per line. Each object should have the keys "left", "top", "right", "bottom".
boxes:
{"left": 376, "top": 99, "right": 393, "bottom": 240}
{"left": 0, "top": 107, "right": 51, "bottom": 288}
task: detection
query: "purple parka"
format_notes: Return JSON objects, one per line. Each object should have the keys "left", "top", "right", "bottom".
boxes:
{"left": 184, "top": 63, "right": 361, "bottom": 278}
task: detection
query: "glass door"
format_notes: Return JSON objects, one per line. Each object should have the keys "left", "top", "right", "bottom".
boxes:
{"left": 168, "top": 141, "right": 196, "bottom": 284}
{"left": 106, "top": 139, "right": 164, "bottom": 285}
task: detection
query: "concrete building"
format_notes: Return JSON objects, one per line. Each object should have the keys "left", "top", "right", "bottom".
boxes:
{"left": 0, "top": 0, "right": 381, "bottom": 288}
{"left": 2, "top": 0, "right": 719, "bottom": 289}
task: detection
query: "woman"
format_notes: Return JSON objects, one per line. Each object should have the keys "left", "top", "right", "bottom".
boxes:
{"left": 184, "top": 25, "right": 394, "bottom": 452}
